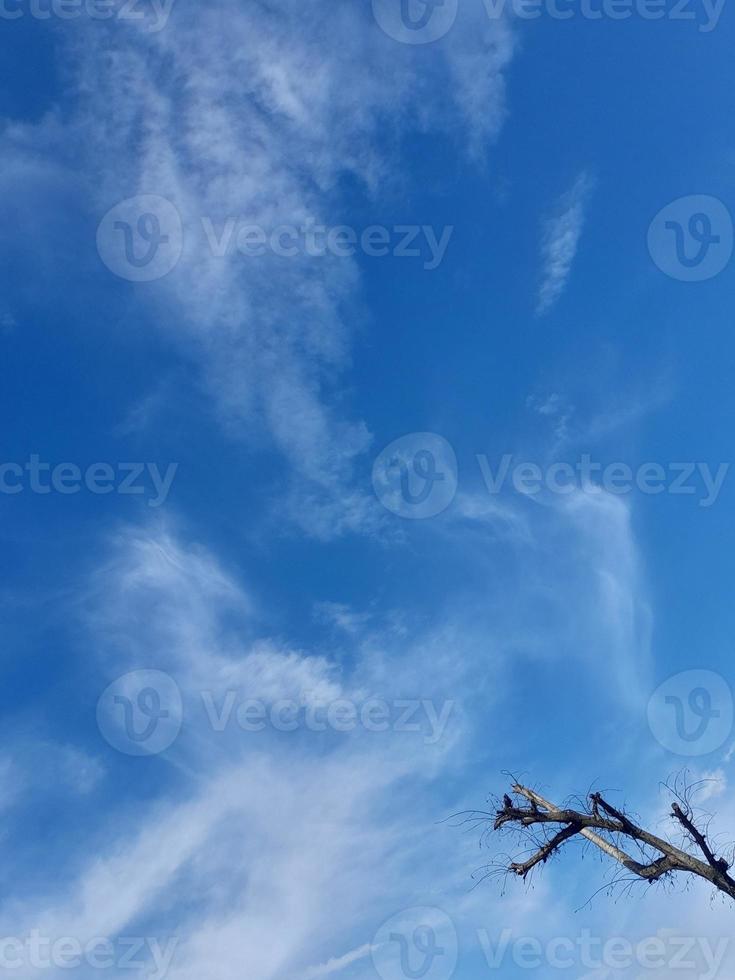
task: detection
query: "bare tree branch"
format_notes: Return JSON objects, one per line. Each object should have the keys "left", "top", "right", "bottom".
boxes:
{"left": 671, "top": 801, "right": 731, "bottom": 874}
{"left": 480, "top": 780, "right": 735, "bottom": 903}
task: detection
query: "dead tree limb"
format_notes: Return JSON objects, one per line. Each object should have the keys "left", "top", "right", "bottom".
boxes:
{"left": 480, "top": 781, "right": 735, "bottom": 902}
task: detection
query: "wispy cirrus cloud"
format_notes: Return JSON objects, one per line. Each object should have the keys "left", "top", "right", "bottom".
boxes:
{"left": 0, "top": 0, "right": 516, "bottom": 540}
{"left": 536, "top": 171, "right": 595, "bottom": 315}
{"left": 9, "top": 501, "right": 654, "bottom": 979}
{"left": 298, "top": 942, "right": 372, "bottom": 980}
{"left": 0, "top": 481, "right": 662, "bottom": 980}
{"left": 0, "top": 520, "right": 482, "bottom": 980}
{"left": 448, "top": 484, "right": 652, "bottom": 709}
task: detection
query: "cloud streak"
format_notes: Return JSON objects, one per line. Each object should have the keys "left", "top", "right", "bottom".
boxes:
{"left": 536, "top": 171, "right": 595, "bottom": 315}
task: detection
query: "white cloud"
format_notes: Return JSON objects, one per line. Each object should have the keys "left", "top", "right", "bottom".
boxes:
{"left": 0, "top": 521, "right": 493, "bottom": 980}
{"left": 693, "top": 768, "right": 728, "bottom": 802}
{"left": 299, "top": 943, "right": 372, "bottom": 980}
{"left": 0, "top": 744, "right": 104, "bottom": 812}
{"left": 313, "top": 601, "right": 372, "bottom": 636}
{"left": 447, "top": 486, "right": 652, "bottom": 708}
{"left": 536, "top": 171, "right": 595, "bottom": 315}
{"left": 561, "top": 489, "right": 652, "bottom": 705}
{"left": 455, "top": 490, "right": 535, "bottom": 544}
{"left": 527, "top": 392, "right": 564, "bottom": 416}
{"left": 0, "top": 1, "right": 515, "bottom": 539}
{"left": 0, "top": 756, "right": 23, "bottom": 814}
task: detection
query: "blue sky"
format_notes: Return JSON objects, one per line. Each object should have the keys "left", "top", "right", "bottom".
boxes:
{"left": 2, "top": 0, "right": 735, "bottom": 977}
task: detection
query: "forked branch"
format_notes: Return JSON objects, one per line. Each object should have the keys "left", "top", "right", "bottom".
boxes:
{"left": 483, "top": 781, "right": 735, "bottom": 902}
